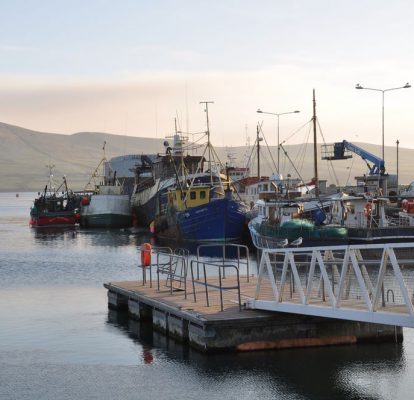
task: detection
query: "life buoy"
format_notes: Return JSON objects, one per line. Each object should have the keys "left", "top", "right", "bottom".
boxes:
{"left": 364, "top": 202, "right": 372, "bottom": 218}
{"left": 402, "top": 199, "right": 414, "bottom": 213}
{"left": 140, "top": 243, "right": 152, "bottom": 267}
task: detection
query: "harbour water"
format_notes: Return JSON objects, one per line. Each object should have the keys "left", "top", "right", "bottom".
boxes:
{"left": 1, "top": 192, "right": 414, "bottom": 399}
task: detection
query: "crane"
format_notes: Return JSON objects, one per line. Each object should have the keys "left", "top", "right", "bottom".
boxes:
{"left": 322, "top": 140, "right": 385, "bottom": 176}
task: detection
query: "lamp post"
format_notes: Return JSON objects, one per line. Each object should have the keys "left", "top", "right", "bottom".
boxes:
{"left": 396, "top": 139, "right": 400, "bottom": 193}
{"left": 256, "top": 109, "right": 300, "bottom": 175}
{"left": 355, "top": 83, "right": 410, "bottom": 164}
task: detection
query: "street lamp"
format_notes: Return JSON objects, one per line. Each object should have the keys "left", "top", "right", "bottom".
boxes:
{"left": 396, "top": 139, "right": 400, "bottom": 193}
{"left": 256, "top": 109, "right": 300, "bottom": 174}
{"left": 355, "top": 82, "right": 410, "bottom": 164}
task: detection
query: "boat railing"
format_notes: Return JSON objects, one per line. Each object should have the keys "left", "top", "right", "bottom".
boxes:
{"left": 196, "top": 243, "right": 250, "bottom": 282}
{"left": 248, "top": 221, "right": 287, "bottom": 250}
{"left": 189, "top": 259, "right": 242, "bottom": 312}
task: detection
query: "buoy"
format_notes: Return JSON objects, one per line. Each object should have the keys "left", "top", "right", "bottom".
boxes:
{"left": 81, "top": 196, "right": 90, "bottom": 206}
{"left": 402, "top": 199, "right": 414, "bottom": 213}
{"left": 140, "top": 243, "right": 152, "bottom": 267}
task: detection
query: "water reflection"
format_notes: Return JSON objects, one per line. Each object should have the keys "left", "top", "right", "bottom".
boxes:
{"left": 108, "top": 309, "right": 406, "bottom": 400}
{"left": 32, "top": 226, "right": 79, "bottom": 241}
{"left": 31, "top": 226, "right": 152, "bottom": 249}
{"left": 29, "top": 223, "right": 251, "bottom": 259}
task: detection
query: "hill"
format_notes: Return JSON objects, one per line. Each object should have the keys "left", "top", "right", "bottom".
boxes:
{"left": 0, "top": 122, "right": 412, "bottom": 191}
{"left": 0, "top": 122, "right": 164, "bottom": 191}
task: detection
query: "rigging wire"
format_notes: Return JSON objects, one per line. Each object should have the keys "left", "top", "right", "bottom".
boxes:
{"left": 296, "top": 125, "right": 312, "bottom": 176}
{"left": 345, "top": 157, "right": 355, "bottom": 187}
{"left": 280, "top": 119, "right": 313, "bottom": 178}
{"left": 281, "top": 119, "right": 312, "bottom": 144}
{"left": 316, "top": 119, "right": 340, "bottom": 186}
{"left": 258, "top": 123, "right": 278, "bottom": 173}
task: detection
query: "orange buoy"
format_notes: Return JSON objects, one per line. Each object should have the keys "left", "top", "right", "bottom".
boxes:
{"left": 402, "top": 199, "right": 414, "bottom": 213}
{"left": 140, "top": 242, "right": 152, "bottom": 267}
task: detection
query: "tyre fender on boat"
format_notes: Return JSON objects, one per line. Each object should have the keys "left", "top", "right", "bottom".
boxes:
{"left": 140, "top": 243, "right": 152, "bottom": 267}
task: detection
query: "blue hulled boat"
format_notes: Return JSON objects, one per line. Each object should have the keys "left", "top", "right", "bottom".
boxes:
{"left": 155, "top": 184, "right": 248, "bottom": 242}
{"left": 177, "top": 197, "right": 248, "bottom": 242}
{"left": 153, "top": 103, "right": 249, "bottom": 243}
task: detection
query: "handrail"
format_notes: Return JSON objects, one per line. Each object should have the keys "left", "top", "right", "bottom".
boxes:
{"left": 190, "top": 260, "right": 242, "bottom": 311}
{"left": 154, "top": 249, "right": 188, "bottom": 297}
{"left": 196, "top": 243, "right": 250, "bottom": 282}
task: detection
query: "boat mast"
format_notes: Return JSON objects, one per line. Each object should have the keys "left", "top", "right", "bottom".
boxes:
{"left": 174, "top": 117, "right": 184, "bottom": 177}
{"left": 46, "top": 163, "right": 55, "bottom": 194}
{"left": 200, "top": 101, "right": 214, "bottom": 185}
{"left": 312, "top": 89, "right": 320, "bottom": 197}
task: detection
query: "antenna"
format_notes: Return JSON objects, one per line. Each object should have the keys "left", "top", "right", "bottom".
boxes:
{"left": 45, "top": 163, "right": 56, "bottom": 193}
{"left": 185, "top": 81, "right": 189, "bottom": 139}
{"left": 200, "top": 101, "right": 214, "bottom": 184}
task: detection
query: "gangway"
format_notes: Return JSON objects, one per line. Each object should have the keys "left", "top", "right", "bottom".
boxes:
{"left": 247, "top": 243, "right": 414, "bottom": 328}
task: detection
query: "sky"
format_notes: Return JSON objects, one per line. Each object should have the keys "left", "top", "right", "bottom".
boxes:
{"left": 0, "top": 0, "right": 413, "bottom": 149}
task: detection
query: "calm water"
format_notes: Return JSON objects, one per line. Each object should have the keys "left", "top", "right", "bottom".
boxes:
{"left": 1, "top": 192, "right": 414, "bottom": 400}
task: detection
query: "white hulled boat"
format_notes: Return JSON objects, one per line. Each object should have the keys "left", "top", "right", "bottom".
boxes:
{"left": 80, "top": 142, "right": 132, "bottom": 228}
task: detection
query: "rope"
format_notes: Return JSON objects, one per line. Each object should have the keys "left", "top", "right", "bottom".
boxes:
{"left": 345, "top": 157, "right": 355, "bottom": 187}
{"left": 258, "top": 123, "right": 278, "bottom": 173}
{"left": 316, "top": 119, "right": 340, "bottom": 187}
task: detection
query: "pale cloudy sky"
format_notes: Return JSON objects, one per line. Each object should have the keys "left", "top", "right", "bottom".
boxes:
{"left": 0, "top": 0, "right": 413, "bottom": 148}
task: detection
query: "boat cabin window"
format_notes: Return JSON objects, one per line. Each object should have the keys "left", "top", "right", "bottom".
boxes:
{"left": 190, "top": 191, "right": 196, "bottom": 200}
{"left": 200, "top": 191, "right": 206, "bottom": 199}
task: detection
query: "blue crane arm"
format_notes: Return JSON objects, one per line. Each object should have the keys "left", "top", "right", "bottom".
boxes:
{"left": 335, "top": 140, "right": 385, "bottom": 175}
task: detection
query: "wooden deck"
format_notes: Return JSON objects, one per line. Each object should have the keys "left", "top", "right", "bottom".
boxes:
{"left": 105, "top": 275, "right": 269, "bottom": 322}
{"left": 106, "top": 271, "right": 412, "bottom": 322}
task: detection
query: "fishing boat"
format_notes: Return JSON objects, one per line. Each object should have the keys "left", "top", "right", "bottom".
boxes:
{"left": 80, "top": 142, "right": 132, "bottom": 228}
{"left": 329, "top": 193, "right": 414, "bottom": 243}
{"left": 155, "top": 181, "right": 249, "bottom": 242}
{"left": 248, "top": 198, "right": 347, "bottom": 248}
{"left": 153, "top": 103, "right": 249, "bottom": 242}
{"left": 30, "top": 166, "right": 80, "bottom": 227}
{"left": 130, "top": 130, "right": 204, "bottom": 228}
{"left": 248, "top": 90, "right": 348, "bottom": 248}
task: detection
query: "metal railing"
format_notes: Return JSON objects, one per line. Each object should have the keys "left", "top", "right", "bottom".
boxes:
{"left": 196, "top": 243, "right": 250, "bottom": 281}
{"left": 190, "top": 259, "right": 242, "bottom": 311}
{"left": 154, "top": 247, "right": 189, "bottom": 297}
{"left": 249, "top": 242, "right": 414, "bottom": 327}
{"left": 138, "top": 244, "right": 248, "bottom": 310}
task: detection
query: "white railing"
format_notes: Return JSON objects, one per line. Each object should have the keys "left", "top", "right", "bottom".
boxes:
{"left": 247, "top": 242, "right": 414, "bottom": 327}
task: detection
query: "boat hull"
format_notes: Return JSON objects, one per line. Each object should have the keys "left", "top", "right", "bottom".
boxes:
{"left": 80, "top": 213, "right": 132, "bottom": 228}
{"left": 30, "top": 212, "right": 79, "bottom": 227}
{"left": 155, "top": 198, "right": 248, "bottom": 242}
{"left": 80, "top": 194, "right": 132, "bottom": 228}
{"left": 348, "top": 226, "right": 414, "bottom": 244}
{"left": 132, "top": 196, "right": 158, "bottom": 227}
